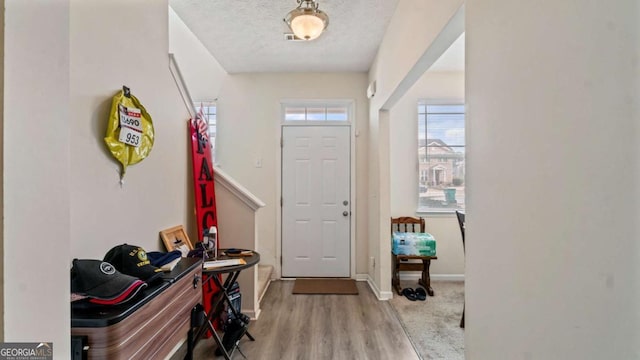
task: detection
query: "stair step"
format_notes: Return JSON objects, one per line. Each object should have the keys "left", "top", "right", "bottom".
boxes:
{"left": 257, "top": 264, "right": 273, "bottom": 303}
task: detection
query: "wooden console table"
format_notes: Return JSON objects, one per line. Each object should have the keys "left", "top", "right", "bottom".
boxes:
{"left": 71, "top": 258, "right": 202, "bottom": 359}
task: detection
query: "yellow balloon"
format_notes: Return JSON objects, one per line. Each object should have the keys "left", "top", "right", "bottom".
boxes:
{"left": 104, "top": 89, "right": 154, "bottom": 179}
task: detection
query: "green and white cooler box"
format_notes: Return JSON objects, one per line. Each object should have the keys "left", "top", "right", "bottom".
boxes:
{"left": 392, "top": 232, "right": 437, "bottom": 256}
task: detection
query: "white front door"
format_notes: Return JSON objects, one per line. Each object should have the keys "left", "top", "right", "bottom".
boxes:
{"left": 281, "top": 125, "right": 351, "bottom": 277}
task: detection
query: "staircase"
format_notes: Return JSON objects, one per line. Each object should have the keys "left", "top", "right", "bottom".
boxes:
{"left": 169, "top": 58, "right": 266, "bottom": 318}
{"left": 257, "top": 264, "right": 274, "bottom": 303}
{"left": 213, "top": 167, "right": 265, "bottom": 319}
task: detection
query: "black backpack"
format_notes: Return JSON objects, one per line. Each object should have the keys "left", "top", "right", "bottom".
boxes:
{"left": 215, "top": 315, "right": 249, "bottom": 356}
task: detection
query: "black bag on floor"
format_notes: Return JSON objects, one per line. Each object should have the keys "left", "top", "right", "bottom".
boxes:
{"left": 215, "top": 316, "right": 248, "bottom": 356}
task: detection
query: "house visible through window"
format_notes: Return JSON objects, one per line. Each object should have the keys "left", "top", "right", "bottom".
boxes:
{"left": 194, "top": 101, "right": 217, "bottom": 162}
{"left": 418, "top": 104, "right": 465, "bottom": 211}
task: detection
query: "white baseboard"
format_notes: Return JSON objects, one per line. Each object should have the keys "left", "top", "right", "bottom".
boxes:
{"left": 399, "top": 273, "right": 465, "bottom": 281}
{"left": 356, "top": 273, "right": 392, "bottom": 300}
{"left": 243, "top": 307, "right": 260, "bottom": 320}
{"left": 258, "top": 279, "right": 273, "bottom": 304}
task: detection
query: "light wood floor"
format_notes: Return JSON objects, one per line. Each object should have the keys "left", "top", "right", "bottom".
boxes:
{"left": 171, "top": 280, "right": 419, "bottom": 360}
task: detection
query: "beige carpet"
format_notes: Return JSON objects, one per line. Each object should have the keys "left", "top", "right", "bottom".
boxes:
{"left": 389, "top": 281, "right": 465, "bottom": 360}
{"left": 292, "top": 278, "right": 359, "bottom": 295}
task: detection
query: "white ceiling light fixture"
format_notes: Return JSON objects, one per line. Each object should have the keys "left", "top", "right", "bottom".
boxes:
{"left": 283, "top": 0, "right": 329, "bottom": 41}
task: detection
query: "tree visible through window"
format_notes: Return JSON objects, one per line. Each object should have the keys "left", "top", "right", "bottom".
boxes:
{"left": 418, "top": 104, "right": 465, "bottom": 211}
{"left": 194, "top": 101, "right": 217, "bottom": 162}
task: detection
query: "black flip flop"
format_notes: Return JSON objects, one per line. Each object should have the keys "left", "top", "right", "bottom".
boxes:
{"left": 415, "top": 287, "right": 427, "bottom": 301}
{"left": 402, "top": 287, "right": 417, "bottom": 301}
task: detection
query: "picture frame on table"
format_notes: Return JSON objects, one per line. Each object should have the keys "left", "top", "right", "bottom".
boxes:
{"left": 160, "top": 225, "right": 193, "bottom": 257}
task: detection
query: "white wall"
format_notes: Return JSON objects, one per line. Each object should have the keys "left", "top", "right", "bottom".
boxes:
{"left": 369, "top": 0, "right": 465, "bottom": 109}
{"left": 0, "top": 0, "right": 5, "bottom": 342}
{"left": 368, "top": 0, "right": 464, "bottom": 296}
{"left": 466, "top": 0, "right": 639, "bottom": 359}
{"left": 69, "top": 0, "right": 193, "bottom": 258}
{"left": 390, "top": 71, "right": 465, "bottom": 276}
{"left": 4, "top": 1, "right": 191, "bottom": 356}
{"left": 216, "top": 73, "right": 369, "bottom": 277}
{"left": 4, "top": 0, "right": 70, "bottom": 356}
{"left": 169, "top": 6, "right": 227, "bottom": 102}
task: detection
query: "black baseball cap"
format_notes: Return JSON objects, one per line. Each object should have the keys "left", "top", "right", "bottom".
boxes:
{"left": 104, "top": 244, "right": 163, "bottom": 284}
{"left": 71, "top": 259, "right": 147, "bottom": 305}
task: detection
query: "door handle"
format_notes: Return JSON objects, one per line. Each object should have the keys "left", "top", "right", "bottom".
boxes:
{"left": 342, "top": 211, "right": 349, "bottom": 217}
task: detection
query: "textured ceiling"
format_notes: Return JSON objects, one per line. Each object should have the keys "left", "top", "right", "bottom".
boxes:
{"left": 169, "top": 0, "right": 400, "bottom": 73}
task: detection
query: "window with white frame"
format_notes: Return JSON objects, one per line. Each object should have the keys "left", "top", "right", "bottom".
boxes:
{"left": 418, "top": 104, "right": 465, "bottom": 211}
{"left": 194, "top": 101, "right": 217, "bottom": 161}
{"left": 283, "top": 104, "right": 349, "bottom": 122}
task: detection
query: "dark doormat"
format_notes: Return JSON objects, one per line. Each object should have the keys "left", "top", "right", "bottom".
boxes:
{"left": 292, "top": 278, "right": 359, "bottom": 295}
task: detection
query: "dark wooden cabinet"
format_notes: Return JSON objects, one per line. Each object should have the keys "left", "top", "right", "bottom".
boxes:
{"left": 71, "top": 258, "right": 202, "bottom": 359}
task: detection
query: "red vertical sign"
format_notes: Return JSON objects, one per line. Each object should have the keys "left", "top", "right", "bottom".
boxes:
{"left": 189, "top": 114, "right": 219, "bottom": 244}
{"left": 189, "top": 113, "right": 219, "bottom": 332}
